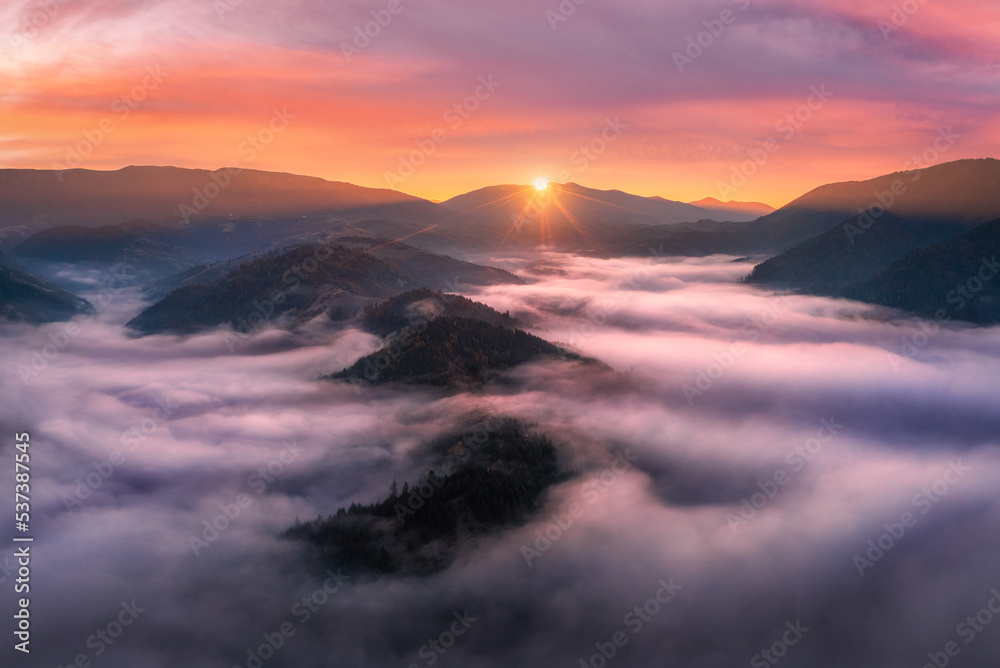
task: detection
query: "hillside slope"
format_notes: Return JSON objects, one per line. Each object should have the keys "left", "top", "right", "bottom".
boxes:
{"left": 601, "top": 158, "right": 1000, "bottom": 258}
{"left": 127, "top": 242, "right": 522, "bottom": 335}
{"left": 286, "top": 418, "right": 563, "bottom": 575}
{"left": 0, "top": 252, "right": 94, "bottom": 323}
{"left": 744, "top": 212, "right": 961, "bottom": 291}
{"left": 358, "top": 289, "right": 519, "bottom": 337}
{"left": 840, "top": 219, "right": 1000, "bottom": 324}
{"left": 329, "top": 316, "right": 583, "bottom": 386}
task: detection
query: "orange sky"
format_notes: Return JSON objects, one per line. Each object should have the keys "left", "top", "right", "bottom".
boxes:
{"left": 1, "top": 0, "right": 999, "bottom": 207}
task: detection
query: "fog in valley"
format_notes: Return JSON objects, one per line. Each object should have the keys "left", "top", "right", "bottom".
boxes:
{"left": 2, "top": 254, "right": 999, "bottom": 668}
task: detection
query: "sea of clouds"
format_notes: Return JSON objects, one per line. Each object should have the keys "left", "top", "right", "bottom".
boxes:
{"left": 1, "top": 253, "right": 999, "bottom": 668}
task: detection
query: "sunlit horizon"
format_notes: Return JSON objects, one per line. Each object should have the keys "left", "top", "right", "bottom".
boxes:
{"left": 3, "top": 0, "right": 998, "bottom": 206}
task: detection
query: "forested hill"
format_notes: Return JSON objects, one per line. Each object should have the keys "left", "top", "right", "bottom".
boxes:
{"left": 840, "top": 219, "right": 1000, "bottom": 324}
{"left": 285, "top": 418, "right": 564, "bottom": 575}
{"left": 743, "top": 211, "right": 960, "bottom": 292}
{"left": 358, "top": 289, "right": 519, "bottom": 337}
{"left": 127, "top": 244, "right": 417, "bottom": 334}
{"left": 329, "top": 316, "right": 582, "bottom": 386}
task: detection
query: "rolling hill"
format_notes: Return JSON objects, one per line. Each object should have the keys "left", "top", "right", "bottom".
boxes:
{"left": 285, "top": 417, "right": 563, "bottom": 575}
{"left": 10, "top": 220, "right": 196, "bottom": 281}
{"left": 840, "top": 219, "right": 1000, "bottom": 324}
{"left": 358, "top": 289, "right": 519, "bottom": 338}
{"left": 744, "top": 212, "right": 962, "bottom": 292}
{"left": 329, "top": 316, "right": 584, "bottom": 387}
{"left": 126, "top": 242, "right": 521, "bottom": 335}
{"left": 0, "top": 252, "right": 94, "bottom": 323}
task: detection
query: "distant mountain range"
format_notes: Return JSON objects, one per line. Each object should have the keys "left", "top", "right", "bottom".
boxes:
{"left": 0, "top": 166, "right": 438, "bottom": 232}
{"left": 604, "top": 158, "right": 1000, "bottom": 259}
{"left": 4, "top": 158, "right": 1000, "bottom": 328}
{"left": 442, "top": 182, "right": 712, "bottom": 225}
{"left": 741, "top": 159, "right": 1000, "bottom": 323}
{"left": 5, "top": 160, "right": 998, "bottom": 264}
{"left": 687, "top": 197, "right": 775, "bottom": 221}
{"left": 435, "top": 182, "right": 767, "bottom": 249}
{"left": 0, "top": 167, "right": 774, "bottom": 264}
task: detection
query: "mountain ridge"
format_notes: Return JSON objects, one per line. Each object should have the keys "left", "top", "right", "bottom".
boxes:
{"left": 0, "top": 165, "right": 440, "bottom": 235}
{"left": 126, "top": 242, "right": 521, "bottom": 335}
{"left": 329, "top": 316, "right": 591, "bottom": 387}
{"left": 687, "top": 197, "right": 775, "bottom": 221}
{"left": 597, "top": 158, "right": 1000, "bottom": 258}
{"left": 839, "top": 219, "right": 1000, "bottom": 324}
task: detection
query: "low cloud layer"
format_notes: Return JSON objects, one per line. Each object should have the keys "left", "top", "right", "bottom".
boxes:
{"left": 1, "top": 254, "right": 999, "bottom": 667}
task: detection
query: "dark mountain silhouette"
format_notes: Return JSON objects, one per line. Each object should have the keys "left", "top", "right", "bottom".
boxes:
{"left": 11, "top": 220, "right": 196, "bottom": 281}
{"left": 744, "top": 212, "right": 961, "bottom": 292}
{"left": 141, "top": 258, "right": 261, "bottom": 303}
{"left": 1, "top": 168, "right": 778, "bottom": 261}
{"left": 437, "top": 182, "right": 721, "bottom": 249}
{"left": 0, "top": 252, "right": 94, "bottom": 323}
{"left": 329, "top": 316, "right": 586, "bottom": 387}
{"left": 840, "top": 219, "right": 1000, "bottom": 324}
{"left": 126, "top": 241, "right": 520, "bottom": 335}
{"left": 350, "top": 237, "right": 522, "bottom": 288}
{"left": 7, "top": 213, "right": 525, "bottom": 288}
{"left": 740, "top": 158, "right": 1000, "bottom": 250}
{"left": 687, "top": 197, "right": 775, "bottom": 221}
{"left": 601, "top": 158, "right": 1000, "bottom": 258}
{"left": 8, "top": 160, "right": 999, "bottom": 267}
{"left": 444, "top": 182, "right": 712, "bottom": 225}
{"left": 600, "top": 219, "right": 759, "bottom": 258}
{"left": 0, "top": 166, "right": 440, "bottom": 232}
{"left": 358, "top": 289, "right": 519, "bottom": 338}
{"left": 285, "top": 417, "right": 564, "bottom": 575}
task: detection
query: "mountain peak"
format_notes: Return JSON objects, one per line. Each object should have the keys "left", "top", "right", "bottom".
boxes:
{"left": 687, "top": 197, "right": 776, "bottom": 221}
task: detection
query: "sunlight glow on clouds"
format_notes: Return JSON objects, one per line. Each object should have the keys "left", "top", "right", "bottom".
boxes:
{"left": 1, "top": 0, "right": 998, "bottom": 203}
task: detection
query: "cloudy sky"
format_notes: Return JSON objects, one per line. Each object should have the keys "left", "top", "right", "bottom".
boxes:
{"left": 1, "top": 0, "right": 998, "bottom": 203}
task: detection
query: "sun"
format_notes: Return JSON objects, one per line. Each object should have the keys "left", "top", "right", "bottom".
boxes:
{"left": 533, "top": 177, "right": 549, "bottom": 190}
